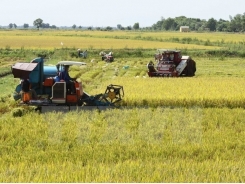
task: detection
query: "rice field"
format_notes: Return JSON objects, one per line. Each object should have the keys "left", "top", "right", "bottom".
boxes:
{"left": 1, "top": 35, "right": 219, "bottom": 50}
{"left": 0, "top": 108, "right": 245, "bottom": 182}
{"left": 2, "top": 29, "right": 245, "bottom": 43}
{"left": 0, "top": 30, "right": 226, "bottom": 50}
{"left": 0, "top": 30, "right": 245, "bottom": 182}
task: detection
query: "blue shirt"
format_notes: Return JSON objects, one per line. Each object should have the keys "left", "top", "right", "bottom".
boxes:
{"left": 59, "top": 70, "right": 72, "bottom": 82}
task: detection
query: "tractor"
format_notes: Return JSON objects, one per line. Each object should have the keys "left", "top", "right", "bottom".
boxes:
{"left": 11, "top": 58, "right": 124, "bottom": 112}
{"left": 147, "top": 49, "right": 196, "bottom": 77}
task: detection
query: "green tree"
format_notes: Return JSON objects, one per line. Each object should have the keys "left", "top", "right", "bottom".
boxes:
{"left": 229, "top": 13, "right": 245, "bottom": 32}
{"left": 23, "top": 23, "right": 29, "bottom": 29}
{"left": 241, "top": 13, "right": 245, "bottom": 31}
{"left": 162, "top": 18, "right": 177, "bottom": 30}
{"left": 206, "top": 18, "right": 217, "bottom": 31}
{"left": 42, "top": 23, "right": 50, "bottom": 28}
{"left": 152, "top": 20, "right": 164, "bottom": 30}
{"left": 216, "top": 19, "right": 229, "bottom": 32}
{"left": 133, "top": 22, "right": 139, "bottom": 30}
{"left": 72, "top": 24, "right": 76, "bottom": 29}
{"left": 105, "top": 26, "right": 113, "bottom": 31}
{"left": 50, "top": 25, "right": 57, "bottom": 29}
{"left": 126, "top": 26, "right": 132, "bottom": 30}
{"left": 194, "top": 22, "right": 203, "bottom": 31}
{"left": 33, "top": 18, "right": 43, "bottom": 30}
{"left": 8, "top": 23, "right": 13, "bottom": 29}
{"left": 117, "top": 24, "right": 122, "bottom": 30}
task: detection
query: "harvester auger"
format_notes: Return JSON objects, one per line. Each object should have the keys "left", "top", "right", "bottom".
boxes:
{"left": 11, "top": 58, "right": 124, "bottom": 112}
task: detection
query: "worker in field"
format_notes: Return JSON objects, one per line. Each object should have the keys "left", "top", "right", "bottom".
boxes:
{"left": 78, "top": 49, "right": 88, "bottom": 58}
{"left": 147, "top": 61, "right": 156, "bottom": 72}
{"left": 59, "top": 65, "right": 76, "bottom": 94}
{"left": 77, "top": 49, "right": 81, "bottom": 57}
{"left": 20, "top": 78, "right": 38, "bottom": 100}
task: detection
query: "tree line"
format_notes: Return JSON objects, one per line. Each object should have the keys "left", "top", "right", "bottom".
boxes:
{"left": 2, "top": 12, "right": 245, "bottom": 32}
{"left": 6, "top": 18, "right": 140, "bottom": 31}
{"left": 151, "top": 13, "right": 245, "bottom": 32}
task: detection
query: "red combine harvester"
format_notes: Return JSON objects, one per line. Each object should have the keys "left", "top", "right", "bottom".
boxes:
{"left": 147, "top": 49, "right": 196, "bottom": 77}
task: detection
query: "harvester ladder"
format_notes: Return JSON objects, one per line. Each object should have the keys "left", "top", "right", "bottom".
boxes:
{"left": 176, "top": 60, "right": 187, "bottom": 75}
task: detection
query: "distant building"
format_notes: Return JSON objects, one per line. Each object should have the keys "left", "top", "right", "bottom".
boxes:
{"left": 180, "top": 26, "right": 189, "bottom": 32}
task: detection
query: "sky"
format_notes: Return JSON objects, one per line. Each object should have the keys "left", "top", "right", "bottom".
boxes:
{"left": 1, "top": 0, "right": 245, "bottom": 27}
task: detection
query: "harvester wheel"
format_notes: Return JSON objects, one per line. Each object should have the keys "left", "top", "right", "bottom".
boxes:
{"left": 189, "top": 59, "right": 196, "bottom": 76}
{"left": 192, "top": 60, "right": 196, "bottom": 73}
{"left": 185, "top": 64, "right": 191, "bottom": 76}
{"left": 185, "top": 59, "right": 196, "bottom": 77}
{"left": 188, "top": 69, "right": 194, "bottom": 77}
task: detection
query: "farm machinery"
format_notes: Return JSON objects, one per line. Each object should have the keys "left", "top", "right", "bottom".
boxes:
{"left": 147, "top": 49, "right": 196, "bottom": 77}
{"left": 99, "top": 51, "right": 114, "bottom": 62}
{"left": 11, "top": 58, "right": 124, "bottom": 112}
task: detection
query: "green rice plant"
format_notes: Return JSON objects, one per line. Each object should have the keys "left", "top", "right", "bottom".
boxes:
{"left": 0, "top": 108, "right": 244, "bottom": 182}
{"left": 90, "top": 77, "right": 245, "bottom": 108}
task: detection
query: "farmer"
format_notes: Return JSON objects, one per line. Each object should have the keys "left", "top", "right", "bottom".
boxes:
{"left": 147, "top": 61, "right": 156, "bottom": 72}
{"left": 59, "top": 65, "right": 76, "bottom": 94}
{"left": 20, "top": 78, "right": 38, "bottom": 100}
{"left": 78, "top": 49, "right": 81, "bottom": 57}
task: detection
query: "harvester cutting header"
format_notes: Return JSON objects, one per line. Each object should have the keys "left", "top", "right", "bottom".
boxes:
{"left": 147, "top": 49, "right": 196, "bottom": 77}
{"left": 11, "top": 58, "right": 124, "bottom": 112}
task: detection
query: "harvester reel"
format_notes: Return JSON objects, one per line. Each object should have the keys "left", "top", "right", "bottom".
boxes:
{"left": 79, "top": 84, "right": 124, "bottom": 106}
{"left": 103, "top": 84, "right": 124, "bottom": 104}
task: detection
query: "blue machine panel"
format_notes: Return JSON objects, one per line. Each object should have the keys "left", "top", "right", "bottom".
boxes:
{"left": 44, "top": 66, "right": 58, "bottom": 78}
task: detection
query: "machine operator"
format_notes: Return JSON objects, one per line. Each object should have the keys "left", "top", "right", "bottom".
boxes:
{"left": 59, "top": 65, "right": 76, "bottom": 94}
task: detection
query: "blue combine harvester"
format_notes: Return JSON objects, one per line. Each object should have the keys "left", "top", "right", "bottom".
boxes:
{"left": 11, "top": 57, "right": 124, "bottom": 112}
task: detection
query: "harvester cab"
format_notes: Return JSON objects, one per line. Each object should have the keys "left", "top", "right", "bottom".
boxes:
{"left": 11, "top": 58, "right": 124, "bottom": 111}
{"left": 148, "top": 49, "right": 196, "bottom": 77}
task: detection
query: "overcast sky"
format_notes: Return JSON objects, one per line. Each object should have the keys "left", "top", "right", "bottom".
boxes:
{"left": 1, "top": 0, "right": 245, "bottom": 27}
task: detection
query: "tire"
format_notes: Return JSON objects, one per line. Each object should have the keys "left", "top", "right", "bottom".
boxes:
{"left": 186, "top": 59, "right": 197, "bottom": 76}
{"left": 185, "top": 62, "right": 192, "bottom": 77}
{"left": 190, "top": 59, "right": 196, "bottom": 76}
{"left": 192, "top": 60, "right": 196, "bottom": 73}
